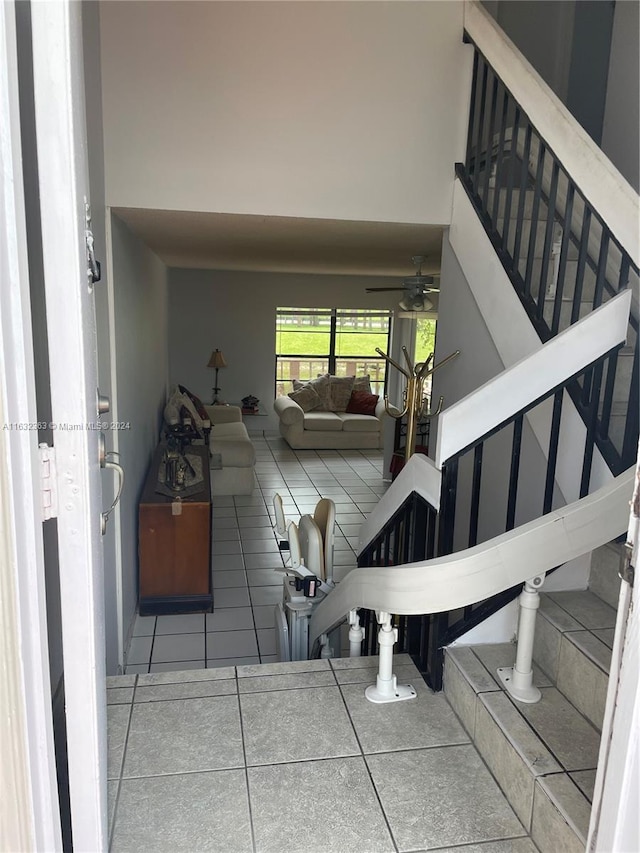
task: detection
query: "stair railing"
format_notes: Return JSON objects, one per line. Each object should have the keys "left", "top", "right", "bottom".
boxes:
{"left": 458, "top": 4, "right": 639, "bottom": 477}
{"left": 309, "top": 467, "right": 635, "bottom": 666}
{"left": 354, "top": 293, "right": 630, "bottom": 688}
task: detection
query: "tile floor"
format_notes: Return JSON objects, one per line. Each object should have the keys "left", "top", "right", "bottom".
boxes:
{"left": 107, "top": 655, "right": 538, "bottom": 853}
{"left": 111, "top": 436, "right": 540, "bottom": 852}
{"left": 124, "top": 437, "right": 389, "bottom": 674}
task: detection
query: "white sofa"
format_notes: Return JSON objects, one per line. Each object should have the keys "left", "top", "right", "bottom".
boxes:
{"left": 274, "top": 395, "right": 387, "bottom": 450}
{"left": 163, "top": 386, "right": 256, "bottom": 495}
{"left": 204, "top": 405, "right": 256, "bottom": 496}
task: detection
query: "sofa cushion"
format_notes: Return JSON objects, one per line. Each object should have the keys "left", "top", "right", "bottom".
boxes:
{"left": 353, "top": 375, "right": 372, "bottom": 394}
{"left": 338, "top": 413, "right": 381, "bottom": 433}
{"left": 346, "top": 390, "right": 379, "bottom": 416}
{"left": 303, "top": 411, "right": 344, "bottom": 431}
{"left": 288, "top": 385, "right": 321, "bottom": 412}
{"left": 210, "top": 422, "right": 256, "bottom": 467}
{"left": 328, "top": 376, "right": 355, "bottom": 411}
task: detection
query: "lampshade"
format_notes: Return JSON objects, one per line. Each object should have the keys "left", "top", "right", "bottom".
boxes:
{"left": 207, "top": 349, "right": 227, "bottom": 369}
{"left": 399, "top": 292, "right": 432, "bottom": 312}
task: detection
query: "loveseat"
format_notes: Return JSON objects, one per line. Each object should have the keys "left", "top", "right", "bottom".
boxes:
{"left": 164, "top": 386, "right": 256, "bottom": 495}
{"left": 273, "top": 374, "right": 388, "bottom": 450}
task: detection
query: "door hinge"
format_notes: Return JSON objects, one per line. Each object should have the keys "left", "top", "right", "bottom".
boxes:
{"left": 39, "top": 443, "right": 58, "bottom": 521}
{"left": 619, "top": 541, "right": 635, "bottom": 587}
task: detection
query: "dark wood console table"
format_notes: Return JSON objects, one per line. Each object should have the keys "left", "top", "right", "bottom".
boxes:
{"left": 138, "top": 444, "right": 213, "bottom": 615}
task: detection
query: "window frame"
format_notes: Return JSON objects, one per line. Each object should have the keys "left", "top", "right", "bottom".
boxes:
{"left": 275, "top": 307, "right": 392, "bottom": 397}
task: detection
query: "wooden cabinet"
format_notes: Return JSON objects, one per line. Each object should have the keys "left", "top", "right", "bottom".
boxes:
{"left": 138, "top": 444, "right": 213, "bottom": 615}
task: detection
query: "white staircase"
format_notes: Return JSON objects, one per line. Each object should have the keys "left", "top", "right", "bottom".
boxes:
{"left": 443, "top": 542, "right": 621, "bottom": 852}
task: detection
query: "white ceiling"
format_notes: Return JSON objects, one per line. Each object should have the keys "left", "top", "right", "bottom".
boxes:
{"left": 112, "top": 208, "right": 445, "bottom": 278}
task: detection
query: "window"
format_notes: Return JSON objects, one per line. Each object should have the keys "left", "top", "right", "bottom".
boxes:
{"left": 414, "top": 317, "right": 438, "bottom": 396}
{"left": 275, "top": 307, "right": 392, "bottom": 397}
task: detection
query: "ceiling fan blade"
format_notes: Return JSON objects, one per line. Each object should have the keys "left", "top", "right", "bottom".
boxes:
{"left": 365, "top": 287, "right": 405, "bottom": 293}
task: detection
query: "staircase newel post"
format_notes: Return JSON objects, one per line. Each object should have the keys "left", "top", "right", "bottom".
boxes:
{"left": 497, "top": 574, "right": 545, "bottom": 703}
{"left": 365, "top": 611, "right": 417, "bottom": 704}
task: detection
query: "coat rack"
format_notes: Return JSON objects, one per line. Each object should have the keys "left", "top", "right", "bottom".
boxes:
{"left": 376, "top": 346, "right": 460, "bottom": 461}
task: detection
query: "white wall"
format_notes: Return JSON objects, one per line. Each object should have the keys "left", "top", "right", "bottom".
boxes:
{"left": 110, "top": 214, "right": 168, "bottom": 652}
{"left": 168, "top": 268, "right": 401, "bottom": 432}
{"left": 431, "top": 232, "right": 548, "bottom": 548}
{"left": 100, "top": 0, "right": 471, "bottom": 224}
{"left": 482, "top": 0, "right": 639, "bottom": 192}
{"left": 601, "top": 0, "right": 640, "bottom": 192}
{"left": 490, "top": 0, "right": 575, "bottom": 102}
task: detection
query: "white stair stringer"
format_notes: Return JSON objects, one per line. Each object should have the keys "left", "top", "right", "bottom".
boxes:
{"left": 309, "top": 466, "right": 634, "bottom": 653}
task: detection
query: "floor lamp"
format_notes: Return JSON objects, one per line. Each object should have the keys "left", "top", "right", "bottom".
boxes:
{"left": 207, "top": 349, "right": 227, "bottom": 404}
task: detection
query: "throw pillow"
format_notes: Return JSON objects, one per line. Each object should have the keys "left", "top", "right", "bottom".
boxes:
{"left": 328, "top": 376, "right": 355, "bottom": 412}
{"left": 289, "top": 385, "right": 322, "bottom": 412}
{"left": 163, "top": 387, "right": 184, "bottom": 426}
{"left": 346, "top": 390, "right": 379, "bottom": 416}
{"left": 292, "top": 379, "right": 305, "bottom": 391}
{"left": 308, "top": 373, "right": 331, "bottom": 410}
{"left": 179, "top": 385, "right": 209, "bottom": 420}
{"left": 353, "top": 374, "right": 372, "bottom": 394}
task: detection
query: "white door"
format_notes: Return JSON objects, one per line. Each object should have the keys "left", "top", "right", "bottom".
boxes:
{"left": 31, "top": 2, "right": 108, "bottom": 848}
{"left": 0, "top": 2, "right": 62, "bottom": 848}
{"left": 588, "top": 443, "right": 640, "bottom": 852}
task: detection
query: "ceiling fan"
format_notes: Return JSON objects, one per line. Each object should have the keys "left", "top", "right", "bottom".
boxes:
{"left": 365, "top": 255, "right": 439, "bottom": 311}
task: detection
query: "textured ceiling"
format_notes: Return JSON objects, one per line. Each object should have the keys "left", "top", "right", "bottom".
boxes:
{"left": 112, "top": 208, "right": 445, "bottom": 277}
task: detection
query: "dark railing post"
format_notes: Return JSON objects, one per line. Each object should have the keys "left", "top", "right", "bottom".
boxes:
{"left": 506, "top": 414, "right": 524, "bottom": 530}
{"left": 468, "top": 443, "right": 484, "bottom": 547}
{"left": 438, "top": 459, "right": 459, "bottom": 557}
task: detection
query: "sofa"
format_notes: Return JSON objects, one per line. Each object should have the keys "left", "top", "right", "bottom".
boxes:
{"left": 273, "top": 374, "right": 388, "bottom": 450}
{"left": 164, "top": 386, "right": 256, "bottom": 495}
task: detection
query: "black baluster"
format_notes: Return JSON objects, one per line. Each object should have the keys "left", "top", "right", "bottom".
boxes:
{"left": 472, "top": 59, "right": 490, "bottom": 193}
{"left": 591, "top": 227, "right": 610, "bottom": 310}
{"left": 551, "top": 182, "right": 575, "bottom": 336}
{"left": 481, "top": 71, "right": 500, "bottom": 207}
{"left": 468, "top": 443, "right": 484, "bottom": 547}
{"left": 506, "top": 415, "right": 523, "bottom": 530}
{"left": 536, "top": 162, "right": 559, "bottom": 326}
{"left": 571, "top": 203, "right": 592, "bottom": 325}
{"left": 490, "top": 84, "right": 510, "bottom": 228}
{"left": 543, "top": 389, "right": 564, "bottom": 514}
{"left": 465, "top": 48, "right": 481, "bottom": 172}
{"left": 511, "top": 123, "right": 533, "bottom": 273}
{"left": 581, "top": 360, "right": 605, "bottom": 497}
{"left": 501, "top": 107, "right": 521, "bottom": 253}
{"left": 523, "top": 140, "right": 546, "bottom": 297}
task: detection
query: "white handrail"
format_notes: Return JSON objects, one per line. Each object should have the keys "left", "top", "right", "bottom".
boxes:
{"left": 310, "top": 466, "right": 634, "bottom": 648}
{"left": 435, "top": 290, "right": 632, "bottom": 467}
{"left": 358, "top": 453, "right": 441, "bottom": 554}
{"left": 464, "top": 0, "right": 640, "bottom": 269}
